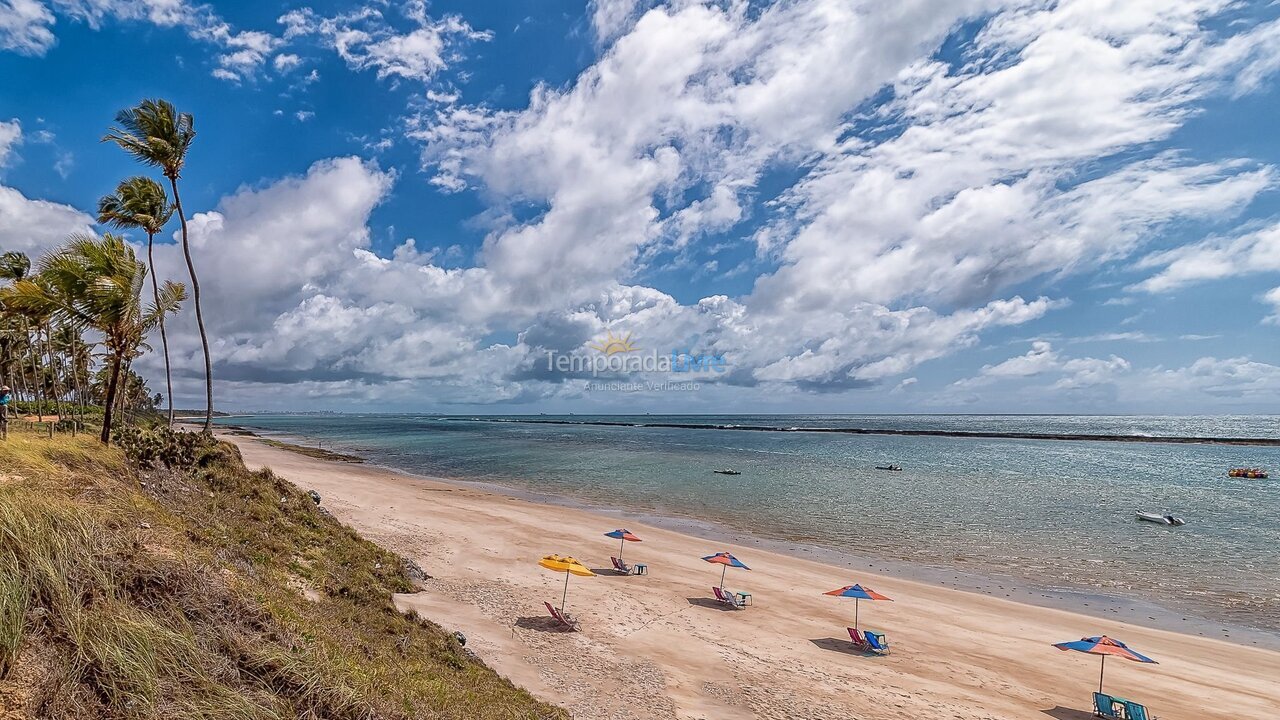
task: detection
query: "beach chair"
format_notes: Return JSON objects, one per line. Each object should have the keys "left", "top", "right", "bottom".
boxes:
{"left": 611, "top": 556, "right": 631, "bottom": 574}
{"left": 847, "top": 627, "right": 868, "bottom": 648}
{"left": 1093, "top": 692, "right": 1119, "bottom": 718}
{"left": 863, "top": 630, "right": 890, "bottom": 654}
{"left": 1122, "top": 700, "right": 1151, "bottom": 720}
{"left": 712, "top": 586, "right": 745, "bottom": 609}
{"left": 543, "top": 601, "right": 579, "bottom": 630}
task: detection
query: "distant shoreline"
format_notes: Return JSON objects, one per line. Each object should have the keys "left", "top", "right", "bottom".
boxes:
{"left": 449, "top": 417, "right": 1280, "bottom": 446}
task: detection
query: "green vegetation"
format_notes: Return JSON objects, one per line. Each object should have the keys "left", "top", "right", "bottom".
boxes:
{"left": 0, "top": 432, "right": 563, "bottom": 719}
{"left": 3, "top": 234, "right": 183, "bottom": 442}
{"left": 260, "top": 438, "right": 365, "bottom": 463}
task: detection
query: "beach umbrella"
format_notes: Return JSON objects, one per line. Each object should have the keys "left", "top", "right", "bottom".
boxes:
{"left": 1053, "top": 635, "right": 1157, "bottom": 693}
{"left": 604, "top": 529, "right": 642, "bottom": 562}
{"left": 702, "top": 551, "right": 749, "bottom": 587}
{"left": 824, "top": 583, "right": 892, "bottom": 630}
{"left": 539, "top": 554, "right": 595, "bottom": 612}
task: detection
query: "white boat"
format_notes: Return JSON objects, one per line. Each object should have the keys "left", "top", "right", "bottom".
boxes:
{"left": 1136, "top": 511, "right": 1185, "bottom": 526}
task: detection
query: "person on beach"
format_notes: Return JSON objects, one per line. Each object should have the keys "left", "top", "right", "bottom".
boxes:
{"left": 0, "top": 385, "right": 11, "bottom": 440}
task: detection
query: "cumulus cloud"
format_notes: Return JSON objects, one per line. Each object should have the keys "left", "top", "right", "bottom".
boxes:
{"left": 10, "top": 0, "right": 1280, "bottom": 411}
{"left": 0, "top": 183, "right": 95, "bottom": 255}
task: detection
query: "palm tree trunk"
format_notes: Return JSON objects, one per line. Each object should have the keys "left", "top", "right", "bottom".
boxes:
{"left": 168, "top": 177, "right": 213, "bottom": 433}
{"left": 22, "top": 320, "right": 43, "bottom": 418}
{"left": 41, "top": 322, "right": 64, "bottom": 422}
{"left": 100, "top": 352, "right": 123, "bottom": 444}
{"left": 146, "top": 230, "right": 176, "bottom": 427}
{"left": 69, "top": 338, "right": 86, "bottom": 428}
{"left": 15, "top": 341, "right": 32, "bottom": 408}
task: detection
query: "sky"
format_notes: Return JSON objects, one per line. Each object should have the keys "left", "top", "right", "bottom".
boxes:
{"left": 1, "top": 0, "right": 1279, "bottom": 414}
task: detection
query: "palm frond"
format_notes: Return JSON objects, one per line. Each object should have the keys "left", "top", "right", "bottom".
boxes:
{"left": 102, "top": 99, "right": 195, "bottom": 178}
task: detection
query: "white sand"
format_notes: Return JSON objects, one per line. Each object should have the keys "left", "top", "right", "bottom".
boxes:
{"left": 224, "top": 432, "right": 1280, "bottom": 720}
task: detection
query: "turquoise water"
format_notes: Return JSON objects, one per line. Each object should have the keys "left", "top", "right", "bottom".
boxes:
{"left": 218, "top": 414, "right": 1280, "bottom": 638}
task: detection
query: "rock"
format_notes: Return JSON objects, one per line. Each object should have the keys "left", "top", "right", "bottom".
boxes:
{"left": 306, "top": 489, "right": 321, "bottom": 505}
{"left": 401, "top": 557, "right": 430, "bottom": 582}
{"left": 453, "top": 631, "right": 466, "bottom": 647}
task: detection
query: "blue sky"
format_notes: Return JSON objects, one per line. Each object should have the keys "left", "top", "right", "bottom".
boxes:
{"left": 1, "top": 0, "right": 1279, "bottom": 413}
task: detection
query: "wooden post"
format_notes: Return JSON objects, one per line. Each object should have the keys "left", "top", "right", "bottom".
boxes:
{"left": 47, "top": 422, "right": 53, "bottom": 438}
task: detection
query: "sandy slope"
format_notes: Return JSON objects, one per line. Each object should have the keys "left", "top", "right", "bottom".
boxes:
{"left": 224, "top": 432, "right": 1280, "bottom": 720}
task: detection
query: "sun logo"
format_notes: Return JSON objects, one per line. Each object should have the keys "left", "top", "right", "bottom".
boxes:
{"left": 590, "top": 330, "right": 639, "bottom": 356}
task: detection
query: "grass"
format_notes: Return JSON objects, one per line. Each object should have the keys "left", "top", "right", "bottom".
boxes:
{"left": 0, "top": 433, "right": 565, "bottom": 719}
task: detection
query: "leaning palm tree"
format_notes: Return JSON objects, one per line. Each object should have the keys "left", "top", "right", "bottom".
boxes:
{"left": 103, "top": 99, "right": 212, "bottom": 432}
{"left": 98, "top": 176, "right": 178, "bottom": 426}
{"left": 3, "top": 233, "right": 183, "bottom": 443}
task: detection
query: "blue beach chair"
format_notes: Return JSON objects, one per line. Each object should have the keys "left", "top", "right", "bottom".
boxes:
{"left": 1093, "top": 692, "right": 1119, "bottom": 718}
{"left": 1123, "top": 701, "right": 1151, "bottom": 720}
{"left": 863, "top": 630, "right": 890, "bottom": 654}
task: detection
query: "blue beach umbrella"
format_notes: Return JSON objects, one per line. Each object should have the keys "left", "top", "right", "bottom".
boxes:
{"left": 1053, "top": 635, "right": 1157, "bottom": 693}
{"left": 702, "top": 551, "right": 749, "bottom": 587}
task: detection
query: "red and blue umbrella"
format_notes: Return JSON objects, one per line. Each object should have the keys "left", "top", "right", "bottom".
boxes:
{"left": 824, "top": 583, "right": 892, "bottom": 630}
{"left": 1053, "top": 635, "right": 1157, "bottom": 693}
{"left": 604, "top": 529, "right": 642, "bottom": 562}
{"left": 702, "top": 551, "right": 749, "bottom": 587}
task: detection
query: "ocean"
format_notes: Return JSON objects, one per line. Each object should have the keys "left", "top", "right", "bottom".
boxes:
{"left": 216, "top": 413, "right": 1280, "bottom": 645}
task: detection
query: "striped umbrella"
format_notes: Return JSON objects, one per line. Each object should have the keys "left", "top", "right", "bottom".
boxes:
{"left": 1053, "top": 635, "right": 1157, "bottom": 693}
{"left": 702, "top": 551, "right": 749, "bottom": 587}
{"left": 824, "top": 583, "right": 892, "bottom": 630}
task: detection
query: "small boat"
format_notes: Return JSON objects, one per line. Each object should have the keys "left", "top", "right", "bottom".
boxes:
{"left": 1228, "top": 468, "right": 1268, "bottom": 479}
{"left": 1136, "top": 511, "right": 1185, "bottom": 526}
{"left": 713, "top": 469, "right": 741, "bottom": 476}
{"left": 874, "top": 465, "right": 902, "bottom": 471}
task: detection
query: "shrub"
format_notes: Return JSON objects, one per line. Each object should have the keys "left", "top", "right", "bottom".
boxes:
{"left": 114, "top": 425, "right": 215, "bottom": 470}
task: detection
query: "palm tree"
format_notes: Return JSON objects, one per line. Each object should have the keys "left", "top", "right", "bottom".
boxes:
{"left": 98, "top": 176, "right": 177, "bottom": 426}
{"left": 3, "top": 233, "right": 184, "bottom": 443}
{"left": 0, "top": 252, "right": 44, "bottom": 416}
{"left": 103, "top": 99, "right": 212, "bottom": 433}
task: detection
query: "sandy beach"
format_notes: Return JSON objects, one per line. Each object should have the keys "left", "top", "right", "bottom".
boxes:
{"left": 222, "top": 431, "right": 1280, "bottom": 720}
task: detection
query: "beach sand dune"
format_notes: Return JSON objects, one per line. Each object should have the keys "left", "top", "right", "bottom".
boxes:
{"left": 225, "top": 433, "right": 1280, "bottom": 720}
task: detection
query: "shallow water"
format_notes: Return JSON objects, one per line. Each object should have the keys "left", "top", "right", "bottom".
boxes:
{"left": 218, "top": 414, "right": 1280, "bottom": 640}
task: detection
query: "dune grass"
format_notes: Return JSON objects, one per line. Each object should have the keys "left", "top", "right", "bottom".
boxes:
{"left": 0, "top": 433, "right": 564, "bottom": 719}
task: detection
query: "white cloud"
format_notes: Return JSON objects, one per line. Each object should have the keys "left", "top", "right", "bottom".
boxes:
{"left": 279, "top": 4, "right": 490, "bottom": 83}
{"left": 4, "top": 0, "right": 283, "bottom": 79}
{"left": 50, "top": 0, "right": 186, "bottom": 28}
{"left": 1263, "top": 287, "right": 1280, "bottom": 326}
{"left": 0, "top": 119, "right": 21, "bottom": 167}
{"left": 0, "top": 0, "right": 54, "bottom": 56}
{"left": 1133, "top": 221, "right": 1280, "bottom": 293}
{"left": 272, "top": 52, "right": 300, "bottom": 72}
{"left": 0, "top": 183, "right": 95, "bottom": 255}
{"left": 588, "top": 0, "right": 652, "bottom": 44}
